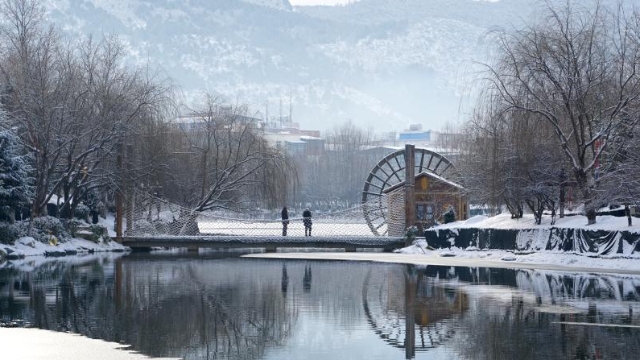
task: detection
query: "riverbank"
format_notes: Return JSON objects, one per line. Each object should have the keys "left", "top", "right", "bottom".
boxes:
{"left": 245, "top": 213, "right": 640, "bottom": 274}
{"left": 244, "top": 247, "right": 640, "bottom": 275}
{"left": 3, "top": 213, "right": 640, "bottom": 275}
{"left": 0, "top": 327, "right": 179, "bottom": 360}
{"left": 0, "top": 215, "right": 128, "bottom": 260}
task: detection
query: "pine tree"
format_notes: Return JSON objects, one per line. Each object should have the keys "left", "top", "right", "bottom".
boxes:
{"left": 0, "top": 127, "right": 33, "bottom": 222}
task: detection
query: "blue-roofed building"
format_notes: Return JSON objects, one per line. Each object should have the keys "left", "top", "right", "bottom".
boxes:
{"left": 398, "top": 131, "right": 431, "bottom": 142}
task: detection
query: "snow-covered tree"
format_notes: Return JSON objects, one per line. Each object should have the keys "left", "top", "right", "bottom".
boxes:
{"left": 0, "top": 126, "right": 33, "bottom": 222}
{"left": 0, "top": 0, "right": 173, "bottom": 218}
{"left": 479, "top": 1, "right": 640, "bottom": 224}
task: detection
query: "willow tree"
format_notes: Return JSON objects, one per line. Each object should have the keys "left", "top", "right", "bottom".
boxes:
{"left": 483, "top": 0, "right": 640, "bottom": 224}
{"left": 165, "top": 95, "right": 290, "bottom": 213}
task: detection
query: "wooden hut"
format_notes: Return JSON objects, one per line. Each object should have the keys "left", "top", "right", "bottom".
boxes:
{"left": 383, "top": 171, "right": 468, "bottom": 236}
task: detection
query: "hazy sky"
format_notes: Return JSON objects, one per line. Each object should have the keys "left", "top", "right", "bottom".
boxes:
{"left": 289, "top": 0, "right": 359, "bottom": 5}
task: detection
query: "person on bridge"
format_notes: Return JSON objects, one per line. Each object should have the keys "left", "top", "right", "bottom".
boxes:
{"left": 281, "top": 206, "right": 289, "bottom": 236}
{"left": 303, "top": 208, "right": 312, "bottom": 236}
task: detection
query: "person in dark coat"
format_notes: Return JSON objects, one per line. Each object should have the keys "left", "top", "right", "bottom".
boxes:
{"left": 281, "top": 206, "right": 289, "bottom": 236}
{"left": 302, "top": 208, "right": 312, "bottom": 236}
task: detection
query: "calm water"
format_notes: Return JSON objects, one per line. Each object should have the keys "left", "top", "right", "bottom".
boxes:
{"left": 1, "top": 252, "right": 640, "bottom": 360}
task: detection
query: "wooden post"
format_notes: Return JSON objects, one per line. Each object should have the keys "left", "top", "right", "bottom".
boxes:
{"left": 404, "top": 144, "right": 416, "bottom": 244}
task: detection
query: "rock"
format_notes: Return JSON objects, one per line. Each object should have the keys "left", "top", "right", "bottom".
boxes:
{"left": 75, "top": 230, "right": 94, "bottom": 241}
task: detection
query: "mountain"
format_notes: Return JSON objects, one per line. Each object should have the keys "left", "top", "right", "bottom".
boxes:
{"left": 44, "top": 0, "right": 535, "bottom": 133}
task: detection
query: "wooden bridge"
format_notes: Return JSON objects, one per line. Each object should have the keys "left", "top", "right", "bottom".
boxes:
{"left": 119, "top": 235, "right": 406, "bottom": 252}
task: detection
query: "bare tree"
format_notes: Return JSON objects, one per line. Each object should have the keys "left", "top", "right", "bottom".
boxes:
{"left": 165, "top": 95, "right": 289, "bottom": 213}
{"left": 482, "top": 0, "right": 640, "bottom": 224}
{"left": 297, "top": 120, "right": 381, "bottom": 208}
{"left": 0, "top": 0, "right": 174, "bottom": 218}
{"left": 459, "top": 90, "right": 566, "bottom": 224}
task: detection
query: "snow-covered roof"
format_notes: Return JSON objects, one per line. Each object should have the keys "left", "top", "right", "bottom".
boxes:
{"left": 383, "top": 170, "right": 464, "bottom": 193}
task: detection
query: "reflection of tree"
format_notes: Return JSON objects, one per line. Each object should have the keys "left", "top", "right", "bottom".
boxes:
{"left": 112, "top": 262, "right": 297, "bottom": 360}
{"left": 453, "top": 298, "right": 640, "bottom": 360}
{"left": 0, "top": 256, "right": 297, "bottom": 360}
{"left": 0, "top": 258, "right": 115, "bottom": 334}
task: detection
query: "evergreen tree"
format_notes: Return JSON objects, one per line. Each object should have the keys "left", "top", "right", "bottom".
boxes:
{"left": 0, "top": 127, "right": 33, "bottom": 222}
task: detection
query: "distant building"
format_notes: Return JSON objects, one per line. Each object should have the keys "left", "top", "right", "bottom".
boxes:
{"left": 172, "top": 110, "right": 262, "bottom": 133}
{"left": 398, "top": 131, "right": 431, "bottom": 142}
{"left": 261, "top": 116, "right": 324, "bottom": 156}
{"left": 381, "top": 124, "right": 461, "bottom": 155}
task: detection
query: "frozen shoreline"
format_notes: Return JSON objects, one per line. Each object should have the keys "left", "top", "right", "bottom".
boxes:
{"left": 243, "top": 247, "right": 640, "bottom": 275}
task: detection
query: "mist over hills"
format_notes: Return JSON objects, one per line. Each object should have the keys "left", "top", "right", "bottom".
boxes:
{"left": 45, "top": 0, "right": 537, "bottom": 133}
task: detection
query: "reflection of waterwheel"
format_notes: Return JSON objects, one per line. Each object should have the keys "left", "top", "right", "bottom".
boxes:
{"left": 361, "top": 148, "right": 460, "bottom": 235}
{"left": 362, "top": 268, "right": 466, "bottom": 352}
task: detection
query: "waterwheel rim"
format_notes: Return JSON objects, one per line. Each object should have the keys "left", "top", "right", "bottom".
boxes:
{"left": 361, "top": 148, "right": 461, "bottom": 236}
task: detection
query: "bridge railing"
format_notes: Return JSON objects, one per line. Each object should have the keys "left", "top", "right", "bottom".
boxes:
{"left": 123, "top": 193, "right": 388, "bottom": 238}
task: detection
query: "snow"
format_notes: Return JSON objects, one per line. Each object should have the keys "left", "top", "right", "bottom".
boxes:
{"left": 433, "top": 213, "right": 640, "bottom": 233}
{"left": 392, "top": 239, "right": 640, "bottom": 273}
{"left": 6, "top": 236, "right": 127, "bottom": 257}
{"left": 0, "top": 327, "right": 179, "bottom": 360}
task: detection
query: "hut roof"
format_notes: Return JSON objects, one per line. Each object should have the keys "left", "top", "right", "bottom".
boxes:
{"left": 382, "top": 171, "right": 464, "bottom": 194}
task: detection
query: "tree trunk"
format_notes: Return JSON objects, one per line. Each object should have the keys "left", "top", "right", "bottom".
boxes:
{"left": 585, "top": 207, "right": 596, "bottom": 225}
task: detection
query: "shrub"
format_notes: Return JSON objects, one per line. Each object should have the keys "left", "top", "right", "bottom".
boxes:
{"left": 0, "top": 222, "right": 20, "bottom": 244}
{"left": 74, "top": 204, "right": 90, "bottom": 221}
{"left": 64, "top": 219, "right": 83, "bottom": 237}
{"left": 89, "top": 224, "right": 110, "bottom": 243}
{"left": 443, "top": 207, "right": 456, "bottom": 224}
{"left": 28, "top": 216, "right": 70, "bottom": 243}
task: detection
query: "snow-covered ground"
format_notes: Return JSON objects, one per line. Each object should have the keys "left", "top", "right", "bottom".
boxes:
{"left": 0, "top": 214, "right": 127, "bottom": 259}
{"left": 435, "top": 212, "right": 640, "bottom": 232}
{"left": 0, "top": 327, "right": 179, "bottom": 360}
{"left": 400, "top": 213, "right": 640, "bottom": 273}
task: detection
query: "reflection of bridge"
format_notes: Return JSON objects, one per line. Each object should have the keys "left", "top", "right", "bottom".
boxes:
{"left": 121, "top": 235, "right": 405, "bottom": 252}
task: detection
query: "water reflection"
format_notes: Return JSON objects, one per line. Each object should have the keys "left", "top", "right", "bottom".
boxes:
{"left": 0, "top": 254, "right": 639, "bottom": 359}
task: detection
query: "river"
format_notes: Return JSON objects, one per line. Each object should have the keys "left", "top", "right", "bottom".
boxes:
{"left": 1, "top": 251, "right": 639, "bottom": 359}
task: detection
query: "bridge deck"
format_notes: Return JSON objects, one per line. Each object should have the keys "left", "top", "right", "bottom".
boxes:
{"left": 120, "top": 235, "right": 406, "bottom": 252}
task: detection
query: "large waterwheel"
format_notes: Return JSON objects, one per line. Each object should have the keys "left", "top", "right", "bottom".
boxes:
{"left": 361, "top": 148, "right": 460, "bottom": 236}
